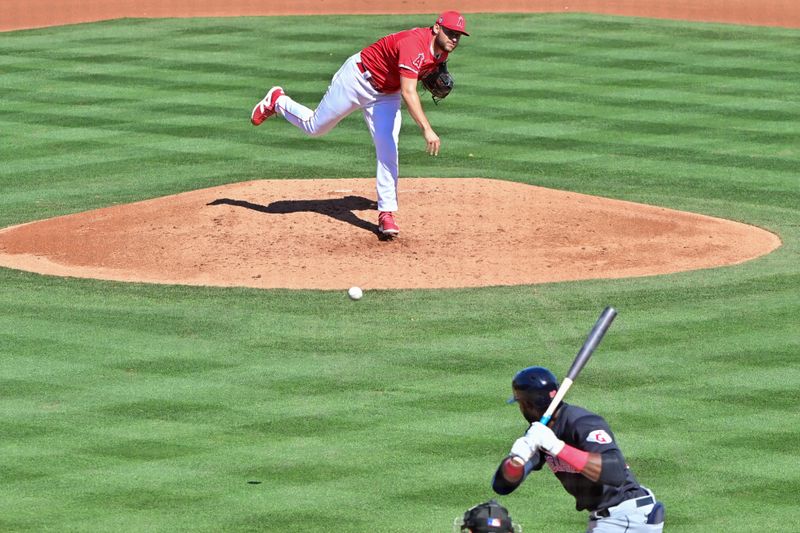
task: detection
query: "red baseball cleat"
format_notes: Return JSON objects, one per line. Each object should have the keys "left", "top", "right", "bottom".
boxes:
{"left": 378, "top": 211, "right": 399, "bottom": 236}
{"left": 250, "top": 86, "right": 284, "bottom": 125}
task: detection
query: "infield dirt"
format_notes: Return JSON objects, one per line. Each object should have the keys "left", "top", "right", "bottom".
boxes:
{"left": 2, "top": 0, "right": 799, "bottom": 31}
{"left": 0, "top": 179, "right": 781, "bottom": 290}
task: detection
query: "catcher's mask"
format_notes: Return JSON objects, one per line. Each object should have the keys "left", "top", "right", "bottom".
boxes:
{"left": 454, "top": 499, "right": 521, "bottom": 533}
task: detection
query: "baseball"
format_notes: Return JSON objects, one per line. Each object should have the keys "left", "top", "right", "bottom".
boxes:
{"left": 348, "top": 286, "right": 363, "bottom": 300}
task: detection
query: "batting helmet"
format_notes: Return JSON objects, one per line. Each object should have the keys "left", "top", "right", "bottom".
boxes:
{"left": 508, "top": 366, "right": 559, "bottom": 410}
{"left": 455, "top": 499, "right": 517, "bottom": 533}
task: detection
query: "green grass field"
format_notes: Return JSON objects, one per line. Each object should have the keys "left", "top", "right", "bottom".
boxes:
{"left": 1, "top": 13, "right": 799, "bottom": 532}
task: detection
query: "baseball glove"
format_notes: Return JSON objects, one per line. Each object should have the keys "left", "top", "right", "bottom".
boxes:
{"left": 457, "top": 499, "right": 517, "bottom": 533}
{"left": 420, "top": 61, "right": 454, "bottom": 104}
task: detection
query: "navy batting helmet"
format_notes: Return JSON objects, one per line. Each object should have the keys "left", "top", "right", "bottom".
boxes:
{"left": 508, "top": 366, "right": 559, "bottom": 409}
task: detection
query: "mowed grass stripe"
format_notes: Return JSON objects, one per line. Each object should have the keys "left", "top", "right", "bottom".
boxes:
{"left": 466, "top": 100, "right": 800, "bottom": 149}
{"left": 476, "top": 66, "right": 800, "bottom": 121}
{"left": 477, "top": 43, "right": 800, "bottom": 83}
{"left": 451, "top": 31, "right": 800, "bottom": 195}
{"left": 2, "top": 59, "right": 362, "bottom": 179}
{"left": 439, "top": 121, "right": 799, "bottom": 181}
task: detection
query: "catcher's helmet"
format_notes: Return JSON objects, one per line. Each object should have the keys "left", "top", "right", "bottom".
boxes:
{"left": 455, "top": 499, "right": 517, "bottom": 533}
{"left": 508, "top": 366, "right": 559, "bottom": 410}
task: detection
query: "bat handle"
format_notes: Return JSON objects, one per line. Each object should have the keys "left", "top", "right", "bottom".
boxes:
{"left": 538, "top": 377, "right": 573, "bottom": 425}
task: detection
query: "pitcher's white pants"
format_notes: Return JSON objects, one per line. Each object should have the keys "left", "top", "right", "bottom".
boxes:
{"left": 274, "top": 53, "right": 402, "bottom": 213}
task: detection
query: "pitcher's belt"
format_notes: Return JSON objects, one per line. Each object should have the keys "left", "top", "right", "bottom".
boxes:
{"left": 356, "top": 62, "right": 383, "bottom": 92}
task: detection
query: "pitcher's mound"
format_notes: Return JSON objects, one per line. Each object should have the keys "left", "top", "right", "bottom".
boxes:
{"left": 0, "top": 178, "right": 780, "bottom": 290}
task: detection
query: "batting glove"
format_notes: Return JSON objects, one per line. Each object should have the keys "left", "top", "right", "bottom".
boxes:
{"left": 509, "top": 436, "right": 537, "bottom": 462}
{"left": 526, "top": 422, "right": 565, "bottom": 455}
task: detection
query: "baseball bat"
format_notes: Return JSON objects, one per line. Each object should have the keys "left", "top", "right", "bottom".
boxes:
{"left": 539, "top": 306, "right": 617, "bottom": 425}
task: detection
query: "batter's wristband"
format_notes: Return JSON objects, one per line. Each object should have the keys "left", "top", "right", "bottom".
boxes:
{"left": 501, "top": 457, "right": 524, "bottom": 482}
{"left": 556, "top": 444, "right": 590, "bottom": 472}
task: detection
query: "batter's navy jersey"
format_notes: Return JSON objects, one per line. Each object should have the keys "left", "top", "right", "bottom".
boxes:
{"left": 493, "top": 404, "right": 648, "bottom": 512}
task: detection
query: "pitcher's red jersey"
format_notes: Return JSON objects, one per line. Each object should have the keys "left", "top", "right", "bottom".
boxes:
{"left": 360, "top": 27, "right": 449, "bottom": 93}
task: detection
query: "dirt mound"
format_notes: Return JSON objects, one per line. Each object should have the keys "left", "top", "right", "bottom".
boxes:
{"left": 0, "top": 178, "right": 780, "bottom": 290}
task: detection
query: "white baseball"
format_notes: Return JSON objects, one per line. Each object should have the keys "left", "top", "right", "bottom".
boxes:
{"left": 348, "top": 286, "right": 363, "bottom": 300}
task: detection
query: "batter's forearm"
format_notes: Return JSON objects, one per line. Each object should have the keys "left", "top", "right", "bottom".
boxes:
{"left": 492, "top": 458, "right": 524, "bottom": 495}
{"left": 555, "top": 448, "right": 621, "bottom": 484}
{"left": 552, "top": 444, "right": 602, "bottom": 482}
{"left": 580, "top": 452, "right": 602, "bottom": 482}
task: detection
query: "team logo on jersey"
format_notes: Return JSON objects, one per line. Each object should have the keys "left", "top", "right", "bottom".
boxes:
{"left": 586, "top": 429, "right": 612, "bottom": 444}
{"left": 411, "top": 53, "right": 425, "bottom": 69}
{"left": 545, "top": 454, "right": 579, "bottom": 474}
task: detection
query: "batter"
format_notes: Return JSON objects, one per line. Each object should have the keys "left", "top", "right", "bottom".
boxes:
{"left": 250, "top": 11, "right": 470, "bottom": 236}
{"left": 493, "top": 366, "right": 666, "bottom": 532}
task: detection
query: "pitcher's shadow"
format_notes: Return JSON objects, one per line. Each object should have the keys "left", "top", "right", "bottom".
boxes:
{"left": 207, "top": 195, "right": 382, "bottom": 235}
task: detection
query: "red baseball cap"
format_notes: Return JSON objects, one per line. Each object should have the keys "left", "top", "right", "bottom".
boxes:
{"left": 436, "top": 11, "right": 469, "bottom": 36}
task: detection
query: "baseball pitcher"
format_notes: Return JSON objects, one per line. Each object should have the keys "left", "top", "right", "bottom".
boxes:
{"left": 250, "top": 11, "right": 469, "bottom": 236}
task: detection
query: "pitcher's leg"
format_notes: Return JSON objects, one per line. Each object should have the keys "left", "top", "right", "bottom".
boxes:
{"left": 277, "top": 55, "right": 365, "bottom": 137}
{"left": 363, "top": 95, "right": 402, "bottom": 212}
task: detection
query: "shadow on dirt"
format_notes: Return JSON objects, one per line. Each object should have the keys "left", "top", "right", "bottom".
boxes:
{"left": 208, "top": 195, "right": 391, "bottom": 237}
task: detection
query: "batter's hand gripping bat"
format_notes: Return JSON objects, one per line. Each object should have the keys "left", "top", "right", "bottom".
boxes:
{"left": 539, "top": 306, "right": 617, "bottom": 425}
